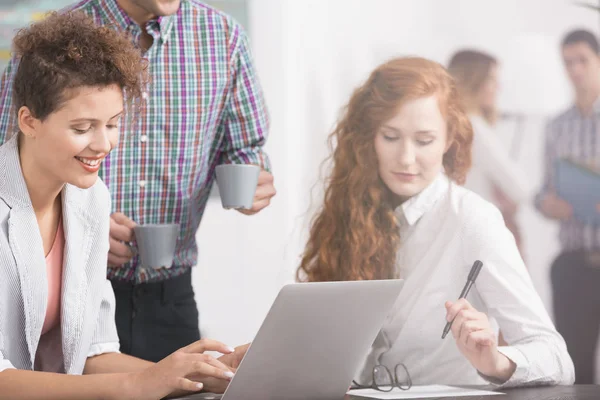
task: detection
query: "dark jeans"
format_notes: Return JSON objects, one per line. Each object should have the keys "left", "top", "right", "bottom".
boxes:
{"left": 110, "top": 269, "right": 200, "bottom": 362}
{"left": 551, "top": 250, "right": 600, "bottom": 384}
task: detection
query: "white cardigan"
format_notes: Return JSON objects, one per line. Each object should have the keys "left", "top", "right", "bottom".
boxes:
{"left": 0, "top": 135, "right": 119, "bottom": 374}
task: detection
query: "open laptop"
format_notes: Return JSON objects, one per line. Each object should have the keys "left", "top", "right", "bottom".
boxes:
{"left": 176, "top": 279, "right": 403, "bottom": 400}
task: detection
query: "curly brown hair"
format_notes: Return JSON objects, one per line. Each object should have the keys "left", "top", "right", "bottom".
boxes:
{"left": 298, "top": 57, "right": 473, "bottom": 282}
{"left": 12, "top": 11, "right": 148, "bottom": 120}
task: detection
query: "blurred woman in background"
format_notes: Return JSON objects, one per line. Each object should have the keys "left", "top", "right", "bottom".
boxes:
{"left": 448, "top": 50, "right": 530, "bottom": 259}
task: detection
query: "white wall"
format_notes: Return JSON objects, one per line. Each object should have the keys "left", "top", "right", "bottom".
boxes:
{"left": 194, "top": 0, "right": 600, "bottom": 377}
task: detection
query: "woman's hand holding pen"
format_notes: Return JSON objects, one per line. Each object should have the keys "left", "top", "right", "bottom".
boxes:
{"left": 445, "top": 299, "right": 515, "bottom": 383}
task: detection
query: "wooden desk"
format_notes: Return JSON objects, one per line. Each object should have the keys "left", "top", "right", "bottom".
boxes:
{"left": 175, "top": 385, "right": 600, "bottom": 399}
{"left": 346, "top": 384, "right": 600, "bottom": 399}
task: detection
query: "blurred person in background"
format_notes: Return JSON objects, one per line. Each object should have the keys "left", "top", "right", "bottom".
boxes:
{"left": 448, "top": 50, "right": 530, "bottom": 260}
{"left": 536, "top": 29, "right": 600, "bottom": 384}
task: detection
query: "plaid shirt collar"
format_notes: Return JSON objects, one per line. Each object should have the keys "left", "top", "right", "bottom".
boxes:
{"left": 94, "top": 0, "right": 176, "bottom": 43}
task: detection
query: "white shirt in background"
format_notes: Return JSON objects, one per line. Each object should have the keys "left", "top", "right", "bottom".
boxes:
{"left": 356, "top": 174, "right": 574, "bottom": 388}
{"left": 465, "top": 114, "right": 530, "bottom": 205}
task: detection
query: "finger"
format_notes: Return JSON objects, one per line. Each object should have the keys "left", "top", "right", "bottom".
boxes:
{"left": 450, "top": 309, "right": 479, "bottom": 340}
{"left": 464, "top": 312, "right": 492, "bottom": 346}
{"left": 233, "top": 343, "right": 250, "bottom": 360}
{"left": 195, "top": 376, "right": 229, "bottom": 395}
{"left": 110, "top": 218, "right": 135, "bottom": 242}
{"left": 236, "top": 208, "right": 256, "bottom": 216}
{"left": 238, "top": 199, "right": 270, "bottom": 215}
{"left": 111, "top": 212, "right": 137, "bottom": 229}
{"left": 448, "top": 307, "right": 476, "bottom": 331}
{"left": 460, "top": 320, "right": 486, "bottom": 345}
{"left": 110, "top": 237, "right": 133, "bottom": 258}
{"left": 250, "top": 198, "right": 270, "bottom": 212}
{"left": 183, "top": 339, "right": 235, "bottom": 355}
{"left": 450, "top": 315, "right": 462, "bottom": 340}
{"left": 207, "top": 357, "right": 235, "bottom": 378}
{"left": 468, "top": 330, "right": 496, "bottom": 348}
{"left": 194, "top": 353, "right": 235, "bottom": 373}
{"left": 108, "top": 252, "right": 132, "bottom": 267}
{"left": 445, "top": 299, "right": 476, "bottom": 322}
{"left": 174, "top": 377, "right": 204, "bottom": 393}
{"left": 253, "top": 183, "right": 277, "bottom": 201}
{"left": 257, "top": 170, "right": 274, "bottom": 185}
{"left": 189, "top": 360, "right": 235, "bottom": 381}
{"left": 236, "top": 343, "right": 251, "bottom": 352}
{"left": 218, "top": 343, "right": 250, "bottom": 369}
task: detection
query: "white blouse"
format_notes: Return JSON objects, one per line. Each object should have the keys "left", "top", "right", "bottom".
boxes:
{"left": 356, "top": 174, "right": 574, "bottom": 388}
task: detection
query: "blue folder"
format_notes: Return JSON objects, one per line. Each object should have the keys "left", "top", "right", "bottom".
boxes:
{"left": 555, "top": 158, "right": 600, "bottom": 224}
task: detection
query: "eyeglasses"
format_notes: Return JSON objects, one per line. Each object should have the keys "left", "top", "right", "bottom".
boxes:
{"left": 352, "top": 363, "right": 412, "bottom": 392}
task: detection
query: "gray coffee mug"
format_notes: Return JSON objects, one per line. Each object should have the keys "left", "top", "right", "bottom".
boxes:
{"left": 134, "top": 223, "right": 179, "bottom": 268}
{"left": 215, "top": 164, "right": 261, "bottom": 209}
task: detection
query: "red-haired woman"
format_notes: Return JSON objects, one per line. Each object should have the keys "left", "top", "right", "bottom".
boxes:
{"left": 298, "top": 57, "right": 573, "bottom": 388}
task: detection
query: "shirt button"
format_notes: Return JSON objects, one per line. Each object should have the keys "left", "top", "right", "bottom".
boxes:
{"left": 139, "top": 180, "right": 147, "bottom": 188}
{"left": 140, "top": 135, "right": 148, "bottom": 142}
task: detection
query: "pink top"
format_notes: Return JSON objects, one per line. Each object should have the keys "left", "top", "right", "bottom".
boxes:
{"left": 42, "top": 219, "right": 64, "bottom": 335}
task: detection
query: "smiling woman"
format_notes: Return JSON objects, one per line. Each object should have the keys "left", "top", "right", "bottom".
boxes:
{"left": 11, "top": 10, "right": 146, "bottom": 190}
{"left": 19, "top": 85, "right": 124, "bottom": 188}
{"left": 0, "top": 11, "right": 244, "bottom": 400}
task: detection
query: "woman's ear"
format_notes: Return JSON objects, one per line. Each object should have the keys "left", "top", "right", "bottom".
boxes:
{"left": 17, "top": 106, "right": 39, "bottom": 139}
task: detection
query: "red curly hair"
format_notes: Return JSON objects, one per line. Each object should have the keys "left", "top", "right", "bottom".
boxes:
{"left": 298, "top": 57, "right": 473, "bottom": 282}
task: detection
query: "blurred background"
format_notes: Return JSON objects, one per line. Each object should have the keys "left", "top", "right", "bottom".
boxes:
{"left": 2, "top": 0, "right": 599, "bottom": 381}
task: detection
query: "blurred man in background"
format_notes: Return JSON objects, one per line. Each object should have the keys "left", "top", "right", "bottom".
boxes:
{"left": 536, "top": 29, "right": 600, "bottom": 384}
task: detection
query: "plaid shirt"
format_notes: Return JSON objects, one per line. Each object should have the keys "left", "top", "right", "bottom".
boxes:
{"left": 0, "top": 0, "right": 270, "bottom": 283}
{"left": 535, "top": 98, "right": 600, "bottom": 252}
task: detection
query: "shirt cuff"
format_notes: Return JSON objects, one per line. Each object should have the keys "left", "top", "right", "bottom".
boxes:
{"left": 87, "top": 342, "right": 121, "bottom": 358}
{"left": 478, "top": 346, "right": 529, "bottom": 387}
{"left": 224, "top": 149, "right": 271, "bottom": 172}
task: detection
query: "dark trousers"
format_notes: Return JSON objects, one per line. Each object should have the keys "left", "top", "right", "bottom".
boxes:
{"left": 110, "top": 269, "right": 200, "bottom": 362}
{"left": 551, "top": 250, "right": 600, "bottom": 384}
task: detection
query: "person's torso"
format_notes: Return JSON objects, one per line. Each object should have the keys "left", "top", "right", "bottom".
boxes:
{"left": 0, "top": 141, "right": 113, "bottom": 373}
{"left": 358, "top": 180, "right": 499, "bottom": 386}
{"left": 550, "top": 106, "right": 600, "bottom": 251}
{"left": 73, "top": 0, "right": 238, "bottom": 281}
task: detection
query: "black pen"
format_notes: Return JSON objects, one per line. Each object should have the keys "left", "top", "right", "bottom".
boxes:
{"left": 441, "top": 260, "right": 484, "bottom": 339}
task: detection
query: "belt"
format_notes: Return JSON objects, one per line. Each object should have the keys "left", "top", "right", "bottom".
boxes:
{"left": 110, "top": 269, "right": 193, "bottom": 305}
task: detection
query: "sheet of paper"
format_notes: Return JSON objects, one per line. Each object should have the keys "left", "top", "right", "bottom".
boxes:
{"left": 348, "top": 385, "right": 504, "bottom": 399}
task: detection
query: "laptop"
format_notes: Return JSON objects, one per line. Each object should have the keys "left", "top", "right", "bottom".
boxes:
{"left": 176, "top": 279, "right": 404, "bottom": 400}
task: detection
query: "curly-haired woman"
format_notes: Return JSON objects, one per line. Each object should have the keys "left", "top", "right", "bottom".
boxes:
{"left": 298, "top": 57, "right": 574, "bottom": 388}
{"left": 0, "top": 12, "right": 242, "bottom": 400}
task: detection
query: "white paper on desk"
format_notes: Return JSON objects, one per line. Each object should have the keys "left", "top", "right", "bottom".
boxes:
{"left": 348, "top": 385, "right": 504, "bottom": 399}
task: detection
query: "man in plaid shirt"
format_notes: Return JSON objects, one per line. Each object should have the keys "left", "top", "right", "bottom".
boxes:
{"left": 536, "top": 29, "right": 600, "bottom": 384}
{"left": 0, "top": 0, "right": 276, "bottom": 362}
